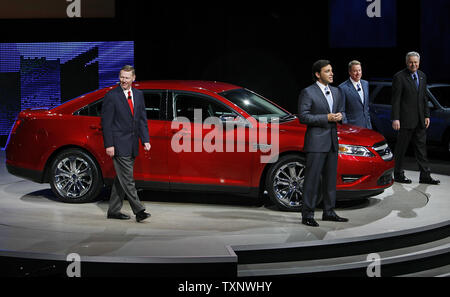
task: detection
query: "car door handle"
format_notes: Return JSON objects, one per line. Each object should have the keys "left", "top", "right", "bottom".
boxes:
{"left": 170, "top": 128, "right": 191, "bottom": 135}
{"left": 89, "top": 125, "right": 102, "bottom": 131}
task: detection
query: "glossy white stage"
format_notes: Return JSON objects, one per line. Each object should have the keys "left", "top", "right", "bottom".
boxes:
{"left": 0, "top": 150, "right": 449, "bottom": 276}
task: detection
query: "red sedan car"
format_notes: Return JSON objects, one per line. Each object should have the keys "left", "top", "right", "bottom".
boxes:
{"left": 5, "top": 81, "right": 394, "bottom": 211}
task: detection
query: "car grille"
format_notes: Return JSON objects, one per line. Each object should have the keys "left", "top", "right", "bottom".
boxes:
{"left": 372, "top": 141, "right": 393, "bottom": 161}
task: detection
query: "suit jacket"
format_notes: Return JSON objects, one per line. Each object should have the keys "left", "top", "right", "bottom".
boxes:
{"left": 391, "top": 68, "right": 430, "bottom": 129}
{"left": 101, "top": 86, "right": 150, "bottom": 157}
{"left": 339, "top": 79, "right": 372, "bottom": 129}
{"left": 298, "top": 83, "right": 344, "bottom": 153}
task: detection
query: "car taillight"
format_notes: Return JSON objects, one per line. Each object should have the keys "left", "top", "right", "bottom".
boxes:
{"left": 5, "top": 116, "right": 25, "bottom": 151}
{"left": 10, "top": 118, "right": 23, "bottom": 135}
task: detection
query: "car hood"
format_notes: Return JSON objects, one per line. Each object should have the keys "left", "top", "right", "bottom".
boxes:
{"left": 337, "top": 124, "right": 386, "bottom": 146}
{"left": 279, "top": 119, "right": 386, "bottom": 147}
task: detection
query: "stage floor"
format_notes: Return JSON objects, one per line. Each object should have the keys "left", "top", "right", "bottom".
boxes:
{"left": 1, "top": 151, "right": 449, "bottom": 262}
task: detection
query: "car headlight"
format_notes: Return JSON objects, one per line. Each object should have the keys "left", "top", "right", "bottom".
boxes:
{"left": 339, "top": 144, "right": 375, "bottom": 157}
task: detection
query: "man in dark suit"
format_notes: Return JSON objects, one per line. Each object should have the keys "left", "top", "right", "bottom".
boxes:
{"left": 339, "top": 60, "right": 372, "bottom": 129}
{"left": 101, "top": 65, "right": 152, "bottom": 222}
{"left": 391, "top": 52, "right": 439, "bottom": 185}
{"left": 298, "top": 60, "right": 349, "bottom": 227}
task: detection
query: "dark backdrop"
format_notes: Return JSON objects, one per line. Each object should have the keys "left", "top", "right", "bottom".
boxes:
{"left": 0, "top": 0, "right": 448, "bottom": 115}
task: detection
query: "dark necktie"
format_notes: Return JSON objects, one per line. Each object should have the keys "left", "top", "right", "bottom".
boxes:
{"left": 127, "top": 90, "right": 134, "bottom": 116}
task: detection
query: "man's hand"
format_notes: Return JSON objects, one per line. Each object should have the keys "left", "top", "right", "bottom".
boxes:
{"left": 425, "top": 118, "right": 430, "bottom": 129}
{"left": 106, "top": 146, "right": 114, "bottom": 157}
{"left": 392, "top": 120, "right": 400, "bottom": 131}
{"left": 144, "top": 142, "right": 151, "bottom": 151}
{"left": 328, "top": 113, "right": 342, "bottom": 122}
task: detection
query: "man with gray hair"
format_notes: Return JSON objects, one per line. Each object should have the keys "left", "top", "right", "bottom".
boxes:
{"left": 391, "top": 52, "right": 439, "bottom": 185}
{"left": 339, "top": 60, "right": 372, "bottom": 129}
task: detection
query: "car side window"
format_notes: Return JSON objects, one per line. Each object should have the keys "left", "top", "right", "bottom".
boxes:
{"left": 369, "top": 85, "right": 376, "bottom": 96}
{"left": 76, "top": 99, "right": 103, "bottom": 117}
{"left": 76, "top": 91, "right": 165, "bottom": 119}
{"left": 429, "top": 86, "right": 450, "bottom": 108}
{"left": 373, "top": 86, "right": 392, "bottom": 105}
{"left": 143, "top": 91, "right": 163, "bottom": 120}
{"left": 173, "top": 93, "right": 238, "bottom": 123}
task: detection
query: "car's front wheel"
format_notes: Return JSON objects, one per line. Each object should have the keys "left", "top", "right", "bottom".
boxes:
{"left": 265, "top": 155, "right": 307, "bottom": 212}
{"left": 49, "top": 148, "right": 102, "bottom": 203}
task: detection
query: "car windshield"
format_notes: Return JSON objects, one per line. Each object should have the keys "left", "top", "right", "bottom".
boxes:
{"left": 429, "top": 86, "right": 450, "bottom": 108}
{"left": 219, "top": 88, "right": 293, "bottom": 122}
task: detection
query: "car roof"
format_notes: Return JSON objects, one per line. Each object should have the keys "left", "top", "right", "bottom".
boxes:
{"left": 52, "top": 80, "right": 243, "bottom": 114}
{"left": 428, "top": 83, "right": 450, "bottom": 88}
{"left": 369, "top": 81, "right": 450, "bottom": 88}
{"left": 369, "top": 81, "right": 392, "bottom": 86}
{"left": 133, "top": 80, "right": 241, "bottom": 94}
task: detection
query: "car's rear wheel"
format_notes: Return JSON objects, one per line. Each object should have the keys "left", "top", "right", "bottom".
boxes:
{"left": 49, "top": 148, "right": 102, "bottom": 203}
{"left": 265, "top": 155, "right": 307, "bottom": 212}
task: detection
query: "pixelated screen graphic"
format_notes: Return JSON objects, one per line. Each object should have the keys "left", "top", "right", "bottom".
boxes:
{"left": 329, "top": 0, "right": 397, "bottom": 48}
{"left": 0, "top": 41, "right": 134, "bottom": 137}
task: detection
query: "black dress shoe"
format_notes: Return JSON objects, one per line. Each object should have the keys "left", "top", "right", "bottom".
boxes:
{"left": 136, "top": 210, "right": 151, "bottom": 222}
{"left": 301, "top": 218, "right": 319, "bottom": 227}
{"left": 107, "top": 212, "right": 130, "bottom": 220}
{"left": 419, "top": 176, "right": 440, "bottom": 185}
{"left": 322, "top": 212, "right": 349, "bottom": 222}
{"left": 394, "top": 175, "right": 412, "bottom": 184}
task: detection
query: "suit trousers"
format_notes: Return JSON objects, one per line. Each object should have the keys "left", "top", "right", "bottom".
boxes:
{"left": 302, "top": 150, "right": 338, "bottom": 219}
{"left": 108, "top": 156, "right": 146, "bottom": 215}
{"left": 394, "top": 126, "right": 430, "bottom": 176}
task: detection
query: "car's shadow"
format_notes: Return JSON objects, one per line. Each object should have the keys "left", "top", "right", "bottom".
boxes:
{"left": 20, "top": 186, "right": 372, "bottom": 212}
{"left": 17, "top": 183, "right": 430, "bottom": 240}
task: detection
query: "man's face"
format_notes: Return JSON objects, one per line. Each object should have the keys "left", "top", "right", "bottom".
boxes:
{"left": 119, "top": 70, "right": 135, "bottom": 90}
{"left": 349, "top": 64, "right": 362, "bottom": 82}
{"left": 406, "top": 56, "right": 420, "bottom": 73}
{"left": 316, "top": 64, "right": 333, "bottom": 85}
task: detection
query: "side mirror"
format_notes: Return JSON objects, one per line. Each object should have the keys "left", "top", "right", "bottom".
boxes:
{"left": 219, "top": 114, "right": 252, "bottom": 128}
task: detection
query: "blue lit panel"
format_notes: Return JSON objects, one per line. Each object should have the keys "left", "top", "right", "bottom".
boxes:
{"left": 0, "top": 41, "right": 134, "bottom": 136}
{"left": 329, "top": 0, "right": 397, "bottom": 48}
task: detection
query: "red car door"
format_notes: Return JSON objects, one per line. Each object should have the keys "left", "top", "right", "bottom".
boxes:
{"left": 168, "top": 91, "right": 255, "bottom": 192}
{"left": 81, "top": 91, "right": 169, "bottom": 186}
{"left": 132, "top": 91, "right": 169, "bottom": 186}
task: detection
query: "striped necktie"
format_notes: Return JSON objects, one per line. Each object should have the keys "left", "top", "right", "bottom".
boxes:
{"left": 357, "top": 83, "right": 364, "bottom": 103}
{"left": 324, "top": 86, "right": 333, "bottom": 112}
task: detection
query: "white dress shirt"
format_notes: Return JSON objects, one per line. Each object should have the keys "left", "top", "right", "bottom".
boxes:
{"left": 122, "top": 87, "right": 134, "bottom": 107}
{"left": 350, "top": 78, "right": 364, "bottom": 103}
{"left": 316, "top": 81, "right": 333, "bottom": 112}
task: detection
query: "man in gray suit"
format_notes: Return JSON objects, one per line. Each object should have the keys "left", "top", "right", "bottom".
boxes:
{"left": 101, "top": 65, "right": 152, "bottom": 222}
{"left": 298, "top": 60, "right": 349, "bottom": 227}
{"left": 339, "top": 60, "right": 372, "bottom": 129}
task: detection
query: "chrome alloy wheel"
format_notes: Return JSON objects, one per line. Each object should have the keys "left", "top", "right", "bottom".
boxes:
{"left": 272, "top": 161, "right": 305, "bottom": 208}
{"left": 54, "top": 156, "right": 93, "bottom": 199}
